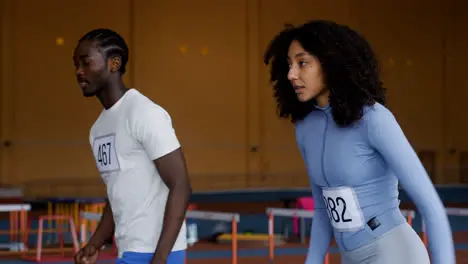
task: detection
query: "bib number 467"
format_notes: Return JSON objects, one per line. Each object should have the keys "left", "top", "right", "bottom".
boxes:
{"left": 93, "top": 134, "right": 120, "bottom": 173}
{"left": 97, "top": 142, "right": 112, "bottom": 166}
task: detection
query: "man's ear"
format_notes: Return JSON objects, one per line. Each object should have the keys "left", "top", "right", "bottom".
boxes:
{"left": 109, "top": 56, "right": 121, "bottom": 73}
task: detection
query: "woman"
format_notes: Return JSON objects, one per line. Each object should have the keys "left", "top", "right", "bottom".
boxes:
{"left": 263, "top": 20, "right": 455, "bottom": 264}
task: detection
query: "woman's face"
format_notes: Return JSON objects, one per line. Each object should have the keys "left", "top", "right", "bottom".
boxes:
{"left": 287, "top": 40, "right": 329, "bottom": 107}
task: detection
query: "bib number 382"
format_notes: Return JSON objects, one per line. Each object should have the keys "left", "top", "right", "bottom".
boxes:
{"left": 322, "top": 187, "right": 364, "bottom": 231}
{"left": 93, "top": 134, "right": 120, "bottom": 173}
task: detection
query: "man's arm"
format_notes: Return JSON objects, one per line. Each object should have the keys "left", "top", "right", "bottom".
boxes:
{"left": 129, "top": 104, "right": 192, "bottom": 263}
{"left": 151, "top": 148, "right": 192, "bottom": 263}
{"left": 86, "top": 200, "right": 115, "bottom": 249}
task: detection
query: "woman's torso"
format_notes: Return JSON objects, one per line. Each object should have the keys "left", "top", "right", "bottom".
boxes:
{"left": 296, "top": 103, "right": 406, "bottom": 251}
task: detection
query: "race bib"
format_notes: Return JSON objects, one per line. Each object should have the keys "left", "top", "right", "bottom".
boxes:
{"left": 322, "top": 186, "right": 364, "bottom": 231}
{"left": 93, "top": 134, "right": 120, "bottom": 173}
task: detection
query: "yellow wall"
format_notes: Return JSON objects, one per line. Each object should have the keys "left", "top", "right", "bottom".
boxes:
{"left": 0, "top": 0, "right": 467, "bottom": 198}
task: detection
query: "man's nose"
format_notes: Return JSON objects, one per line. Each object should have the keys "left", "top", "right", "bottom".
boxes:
{"left": 76, "top": 67, "right": 84, "bottom": 77}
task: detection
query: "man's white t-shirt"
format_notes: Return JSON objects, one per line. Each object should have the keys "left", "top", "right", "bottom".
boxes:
{"left": 89, "top": 88, "right": 187, "bottom": 257}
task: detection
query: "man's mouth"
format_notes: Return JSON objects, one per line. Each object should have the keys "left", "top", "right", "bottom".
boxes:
{"left": 78, "top": 79, "right": 89, "bottom": 90}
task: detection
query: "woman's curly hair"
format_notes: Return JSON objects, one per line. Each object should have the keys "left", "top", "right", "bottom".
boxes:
{"left": 264, "top": 20, "right": 386, "bottom": 126}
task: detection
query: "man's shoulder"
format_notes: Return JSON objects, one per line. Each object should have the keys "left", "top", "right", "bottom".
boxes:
{"left": 123, "top": 90, "right": 175, "bottom": 139}
{"left": 126, "top": 89, "right": 168, "bottom": 115}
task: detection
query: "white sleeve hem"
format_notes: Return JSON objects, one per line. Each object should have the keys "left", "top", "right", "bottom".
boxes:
{"left": 147, "top": 142, "right": 181, "bottom": 161}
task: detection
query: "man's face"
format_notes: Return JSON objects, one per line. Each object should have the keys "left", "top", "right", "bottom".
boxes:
{"left": 73, "top": 40, "right": 110, "bottom": 97}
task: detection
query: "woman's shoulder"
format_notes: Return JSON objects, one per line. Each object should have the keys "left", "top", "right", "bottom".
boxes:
{"left": 362, "top": 102, "right": 396, "bottom": 123}
{"left": 360, "top": 102, "right": 402, "bottom": 141}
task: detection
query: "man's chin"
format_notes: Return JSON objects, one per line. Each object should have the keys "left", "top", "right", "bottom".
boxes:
{"left": 82, "top": 90, "right": 96, "bottom": 97}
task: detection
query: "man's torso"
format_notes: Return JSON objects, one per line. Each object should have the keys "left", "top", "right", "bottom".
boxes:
{"left": 89, "top": 89, "right": 187, "bottom": 256}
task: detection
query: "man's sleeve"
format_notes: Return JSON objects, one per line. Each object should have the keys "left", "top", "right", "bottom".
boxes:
{"left": 131, "top": 105, "right": 181, "bottom": 160}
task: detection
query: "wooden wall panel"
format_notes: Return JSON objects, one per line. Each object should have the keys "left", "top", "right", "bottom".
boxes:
{"left": 351, "top": 0, "right": 445, "bottom": 182}
{"left": 459, "top": 152, "right": 468, "bottom": 184}
{"left": 418, "top": 150, "right": 437, "bottom": 182}
{"left": 133, "top": 0, "right": 249, "bottom": 191}
{"left": 441, "top": 0, "right": 468, "bottom": 183}
{"left": 0, "top": 0, "right": 467, "bottom": 197}
{"left": 3, "top": 0, "right": 132, "bottom": 197}
{"left": 0, "top": 0, "right": 4, "bottom": 184}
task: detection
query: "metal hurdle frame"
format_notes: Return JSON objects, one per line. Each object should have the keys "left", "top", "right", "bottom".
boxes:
{"left": 47, "top": 198, "right": 106, "bottom": 246}
{"left": 0, "top": 203, "right": 81, "bottom": 261}
{"left": 266, "top": 207, "right": 416, "bottom": 264}
{"left": 80, "top": 209, "right": 241, "bottom": 264}
{"left": 0, "top": 204, "right": 30, "bottom": 254}
{"left": 421, "top": 207, "right": 468, "bottom": 246}
{"left": 266, "top": 208, "right": 327, "bottom": 263}
{"left": 186, "top": 210, "right": 240, "bottom": 264}
{"left": 80, "top": 202, "right": 106, "bottom": 246}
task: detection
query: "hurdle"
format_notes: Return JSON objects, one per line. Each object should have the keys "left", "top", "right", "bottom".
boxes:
{"left": 266, "top": 208, "right": 328, "bottom": 263}
{"left": 0, "top": 204, "right": 30, "bottom": 253}
{"left": 80, "top": 202, "right": 106, "bottom": 246}
{"left": 266, "top": 207, "right": 416, "bottom": 264}
{"left": 421, "top": 207, "right": 468, "bottom": 246}
{"left": 21, "top": 215, "right": 80, "bottom": 262}
{"left": 80, "top": 209, "right": 241, "bottom": 264}
{"left": 186, "top": 210, "right": 240, "bottom": 264}
{"left": 0, "top": 203, "right": 81, "bottom": 262}
{"left": 46, "top": 197, "right": 106, "bottom": 246}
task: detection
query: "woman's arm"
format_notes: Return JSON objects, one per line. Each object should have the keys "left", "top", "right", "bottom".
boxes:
{"left": 297, "top": 141, "right": 333, "bottom": 263}
{"left": 305, "top": 182, "right": 333, "bottom": 263}
{"left": 366, "top": 106, "right": 455, "bottom": 264}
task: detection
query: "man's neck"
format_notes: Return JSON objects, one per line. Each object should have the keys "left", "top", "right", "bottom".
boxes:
{"left": 97, "top": 81, "right": 128, "bottom": 110}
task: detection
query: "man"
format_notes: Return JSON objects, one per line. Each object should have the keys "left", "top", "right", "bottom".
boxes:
{"left": 73, "top": 28, "right": 191, "bottom": 264}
